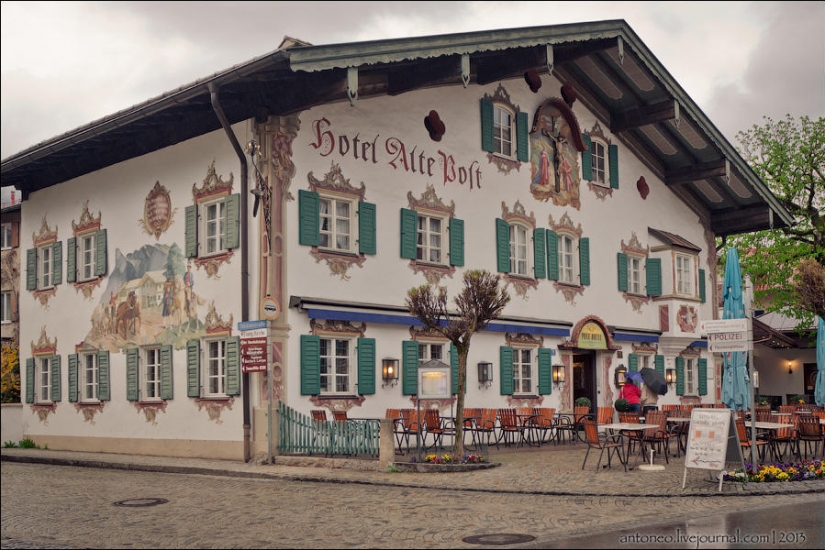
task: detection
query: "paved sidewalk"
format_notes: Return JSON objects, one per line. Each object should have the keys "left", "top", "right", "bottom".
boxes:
{"left": 2, "top": 443, "right": 823, "bottom": 498}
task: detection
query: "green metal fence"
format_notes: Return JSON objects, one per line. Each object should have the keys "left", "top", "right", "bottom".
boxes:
{"left": 277, "top": 402, "right": 380, "bottom": 457}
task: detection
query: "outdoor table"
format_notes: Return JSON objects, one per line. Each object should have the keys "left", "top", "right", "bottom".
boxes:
{"left": 751, "top": 421, "right": 791, "bottom": 462}
{"left": 599, "top": 422, "right": 648, "bottom": 468}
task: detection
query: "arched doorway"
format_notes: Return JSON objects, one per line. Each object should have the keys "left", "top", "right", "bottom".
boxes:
{"left": 572, "top": 351, "right": 596, "bottom": 408}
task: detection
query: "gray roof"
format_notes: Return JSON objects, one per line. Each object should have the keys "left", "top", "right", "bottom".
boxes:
{"left": 0, "top": 20, "right": 792, "bottom": 238}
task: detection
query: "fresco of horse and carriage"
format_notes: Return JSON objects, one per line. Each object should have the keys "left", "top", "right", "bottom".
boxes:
{"left": 84, "top": 242, "right": 214, "bottom": 351}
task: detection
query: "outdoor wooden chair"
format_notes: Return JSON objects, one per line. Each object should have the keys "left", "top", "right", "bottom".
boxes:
{"left": 641, "top": 410, "right": 671, "bottom": 464}
{"left": 311, "top": 409, "right": 328, "bottom": 422}
{"left": 581, "top": 419, "right": 626, "bottom": 472}
{"left": 532, "top": 407, "right": 556, "bottom": 445}
{"left": 466, "top": 408, "right": 498, "bottom": 449}
{"left": 597, "top": 406, "right": 613, "bottom": 425}
{"left": 767, "top": 415, "right": 798, "bottom": 462}
{"left": 735, "top": 418, "right": 768, "bottom": 462}
{"left": 333, "top": 410, "right": 348, "bottom": 422}
{"left": 796, "top": 415, "right": 825, "bottom": 460}
{"left": 618, "top": 411, "right": 643, "bottom": 456}
{"left": 497, "top": 408, "right": 527, "bottom": 448}
{"left": 423, "top": 409, "right": 447, "bottom": 451}
{"left": 778, "top": 405, "right": 795, "bottom": 415}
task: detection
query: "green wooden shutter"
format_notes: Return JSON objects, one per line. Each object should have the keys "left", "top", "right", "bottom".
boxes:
{"left": 546, "top": 230, "right": 559, "bottom": 281}
{"left": 698, "top": 358, "right": 708, "bottom": 396}
{"left": 185, "top": 205, "right": 198, "bottom": 258}
{"left": 499, "top": 346, "right": 514, "bottom": 395}
{"left": 655, "top": 355, "right": 665, "bottom": 377}
{"left": 300, "top": 334, "right": 320, "bottom": 395}
{"left": 402, "top": 340, "right": 418, "bottom": 396}
{"left": 480, "top": 98, "right": 494, "bottom": 152}
{"left": 617, "top": 252, "right": 628, "bottom": 292}
{"left": 66, "top": 237, "right": 76, "bottom": 283}
{"left": 225, "top": 336, "right": 241, "bottom": 396}
{"left": 298, "top": 189, "right": 320, "bottom": 246}
{"left": 516, "top": 111, "right": 529, "bottom": 162}
{"left": 450, "top": 344, "right": 459, "bottom": 395}
{"left": 581, "top": 134, "right": 593, "bottom": 181}
{"left": 126, "top": 348, "right": 139, "bottom": 401}
{"left": 357, "top": 337, "right": 376, "bottom": 395}
{"left": 97, "top": 350, "right": 110, "bottom": 401}
{"left": 495, "top": 218, "right": 510, "bottom": 273}
{"left": 628, "top": 354, "right": 638, "bottom": 372}
{"left": 68, "top": 354, "right": 78, "bottom": 403}
{"left": 52, "top": 241, "right": 62, "bottom": 285}
{"left": 608, "top": 144, "right": 619, "bottom": 188}
{"left": 26, "top": 249, "right": 37, "bottom": 290}
{"left": 358, "top": 202, "right": 376, "bottom": 255}
{"left": 399, "top": 208, "right": 418, "bottom": 259}
{"left": 160, "top": 345, "right": 174, "bottom": 400}
{"left": 449, "top": 217, "right": 464, "bottom": 267}
{"left": 537, "top": 348, "right": 552, "bottom": 395}
{"left": 95, "top": 229, "right": 108, "bottom": 276}
{"left": 187, "top": 339, "right": 201, "bottom": 398}
{"left": 533, "top": 228, "right": 547, "bottom": 279}
{"left": 25, "top": 358, "right": 34, "bottom": 403}
{"left": 224, "top": 193, "right": 240, "bottom": 250}
{"left": 699, "top": 268, "right": 706, "bottom": 303}
{"left": 675, "top": 356, "right": 685, "bottom": 396}
{"left": 646, "top": 257, "right": 662, "bottom": 296}
{"left": 579, "top": 237, "right": 590, "bottom": 286}
{"left": 50, "top": 355, "right": 61, "bottom": 402}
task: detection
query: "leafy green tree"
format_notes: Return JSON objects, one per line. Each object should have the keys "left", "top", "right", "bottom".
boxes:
{"left": 406, "top": 269, "right": 510, "bottom": 459}
{"left": 722, "top": 115, "right": 824, "bottom": 327}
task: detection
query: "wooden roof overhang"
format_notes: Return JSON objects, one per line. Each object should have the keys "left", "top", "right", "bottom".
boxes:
{"left": 1, "top": 20, "right": 792, "bottom": 238}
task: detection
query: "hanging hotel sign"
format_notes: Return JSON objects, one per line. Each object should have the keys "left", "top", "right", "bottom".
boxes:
{"left": 239, "top": 320, "right": 268, "bottom": 373}
{"left": 577, "top": 321, "right": 607, "bottom": 349}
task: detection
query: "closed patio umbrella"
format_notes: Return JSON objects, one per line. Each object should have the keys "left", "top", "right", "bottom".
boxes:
{"left": 721, "top": 248, "right": 751, "bottom": 412}
{"left": 815, "top": 316, "right": 824, "bottom": 407}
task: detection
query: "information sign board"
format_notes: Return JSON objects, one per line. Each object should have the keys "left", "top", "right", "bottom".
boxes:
{"left": 699, "top": 318, "right": 748, "bottom": 334}
{"left": 707, "top": 331, "right": 751, "bottom": 352}
{"left": 682, "top": 408, "right": 744, "bottom": 491}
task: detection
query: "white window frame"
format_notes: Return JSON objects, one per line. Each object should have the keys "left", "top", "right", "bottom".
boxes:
{"left": 142, "top": 347, "right": 162, "bottom": 402}
{"left": 77, "top": 232, "right": 97, "bottom": 282}
{"left": 36, "top": 356, "right": 52, "bottom": 404}
{"left": 80, "top": 352, "right": 99, "bottom": 403}
{"left": 513, "top": 347, "right": 535, "bottom": 395}
{"left": 675, "top": 253, "right": 695, "bottom": 296}
{"left": 318, "top": 194, "right": 355, "bottom": 253}
{"left": 684, "top": 356, "right": 698, "bottom": 396}
{"left": 590, "top": 138, "right": 608, "bottom": 186}
{"left": 493, "top": 105, "right": 515, "bottom": 159}
{"left": 627, "top": 254, "right": 643, "bottom": 295}
{"left": 0, "top": 223, "right": 11, "bottom": 250}
{"left": 37, "top": 244, "right": 53, "bottom": 290}
{"left": 416, "top": 212, "right": 447, "bottom": 266}
{"left": 204, "top": 338, "right": 227, "bottom": 398}
{"left": 509, "top": 223, "right": 530, "bottom": 277}
{"left": 0, "top": 291, "right": 11, "bottom": 323}
{"left": 319, "top": 336, "right": 354, "bottom": 395}
{"left": 417, "top": 341, "right": 445, "bottom": 366}
{"left": 200, "top": 197, "right": 227, "bottom": 257}
{"left": 558, "top": 233, "right": 578, "bottom": 285}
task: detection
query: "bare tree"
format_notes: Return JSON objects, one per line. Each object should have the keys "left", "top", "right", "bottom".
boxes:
{"left": 406, "top": 269, "right": 510, "bottom": 459}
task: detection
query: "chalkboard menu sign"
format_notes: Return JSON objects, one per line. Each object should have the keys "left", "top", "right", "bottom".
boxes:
{"left": 682, "top": 408, "right": 745, "bottom": 491}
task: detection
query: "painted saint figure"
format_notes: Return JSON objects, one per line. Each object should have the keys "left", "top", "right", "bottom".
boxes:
{"left": 183, "top": 261, "right": 195, "bottom": 319}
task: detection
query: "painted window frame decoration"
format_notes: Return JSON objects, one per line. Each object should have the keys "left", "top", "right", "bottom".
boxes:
{"left": 126, "top": 345, "right": 174, "bottom": 403}
{"left": 400, "top": 184, "right": 463, "bottom": 285}
{"left": 581, "top": 121, "right": 619, "bottom": 200}
{"left": 299, "top": 162, "right": 375, "bottom": 280}
{"left": 495, "top": 200, "right": 545, "bottom": 297}
{"left": 0, "top": 291, "right": 12, "bottom": 324}
{"left": 25, "top": 216, "right": 61, "bottom": 306}
{"left": 67, "top": 347, "right": 111, "bottom": 423}
{"left": 675, "top": 353, "right": 708, "bottom": 397}
{"left": 546, "top": 212, "right": 590, "bottom": 303}
{"left": 499, "top": 333, "right": 553, "bottom": 400}
{"left": 617, "top": 231, "right": 657, "bottom": 311}
{"left": 67, "top": 200, "right": 108, "bottom": 299}
{"left": 0, "top": 222, "right": 12, "bottom": 250}
{"left": 24, "top": 328, "right": 60, "bottom": 415}
{"left": 400, "top": 326, "right": 460, "bottom": 402}
{"left": 480, "top": 84, "right": 529, "bottom": 174}
{"left": 185, "top": 160, "right": 240, "bottom": 278}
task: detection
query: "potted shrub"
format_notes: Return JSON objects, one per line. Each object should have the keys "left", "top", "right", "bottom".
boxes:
{"left": 791, "top": 395, "right": 807, "bottom": 405}
{"left": 574, "top": 397, "right": 591, "bottom": 409}
{"left": 614, "top": 397, "right": 629, "bottom": 412}
{"left": 757, "top": 396, "right": 770, "bottom": 407}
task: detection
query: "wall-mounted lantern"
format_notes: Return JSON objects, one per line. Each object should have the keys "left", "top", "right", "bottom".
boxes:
{"left": 614, "top": 364, "right": 627, "bottom": 389}
{"left": 787, "top": 361, "right": 793, "bottom": 375}
{"left": 552, "top": 364, "right": 565, "bottom": 386}
{"left": 477, "top": 362, "right": 493, "bottom": 388}
{"left": 382, "top": 358, "right": 399, "bottom": 387}
{"left": 666, "top": 368, "right": 676, "bottom": 387}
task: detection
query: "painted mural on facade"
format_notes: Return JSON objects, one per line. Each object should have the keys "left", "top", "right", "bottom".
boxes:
{"left": 84, "top": 242, "right": 208, "bottom": 351}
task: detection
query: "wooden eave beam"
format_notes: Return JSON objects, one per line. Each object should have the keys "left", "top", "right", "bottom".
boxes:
{"left": 611, "top": 100, "right": 678, "bottom": 133}
{"left": 665, "top": 160, "right": 728, "bottom": 187}
{"left": 387, "top": 56, "right": 463, "bottom": 95}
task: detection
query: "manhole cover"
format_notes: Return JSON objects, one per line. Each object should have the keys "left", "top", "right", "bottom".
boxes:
{"left": 462, "top": 534, "right": 536, "bottom": 545}
{"left": 113, "top": 498, "right": 168, "bottom": 507}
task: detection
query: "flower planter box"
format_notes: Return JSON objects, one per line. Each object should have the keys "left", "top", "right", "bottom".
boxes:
{"left": 391, "top": 461, "right": 499, "bottom": 473}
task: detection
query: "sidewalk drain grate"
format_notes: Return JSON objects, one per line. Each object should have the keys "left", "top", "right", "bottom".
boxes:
{"left": 113, "top": 498, "right": 169, "bottom": 508}
{"left": 462, "top": 534, "right": 536, "bottom": 545}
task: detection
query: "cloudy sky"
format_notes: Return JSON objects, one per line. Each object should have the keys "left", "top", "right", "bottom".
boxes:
{"left": 1, "top": 1, "right": 823, "bottom": 163}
